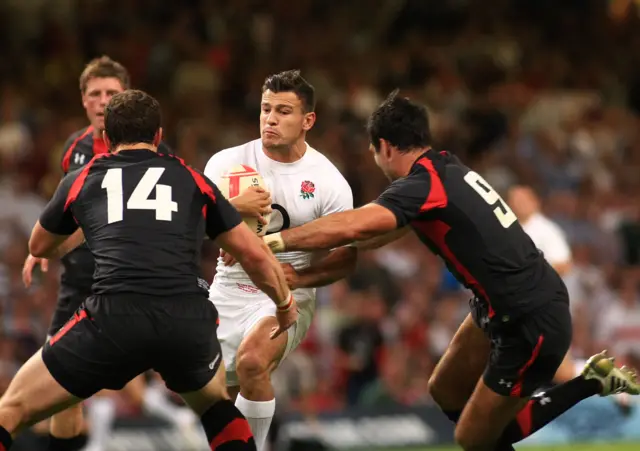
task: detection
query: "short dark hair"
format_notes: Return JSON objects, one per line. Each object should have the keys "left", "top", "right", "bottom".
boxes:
{"left": 367, "top": 90, "right": 431, "bottom": 153}
{"left": 262, "top": 70, "right": 316, "bottom": 112}
{"left": 79, "top": 56, "right": 130, "bottom": 94}
{"left": 105, "top": 90, "right": 161, "bottom": 147}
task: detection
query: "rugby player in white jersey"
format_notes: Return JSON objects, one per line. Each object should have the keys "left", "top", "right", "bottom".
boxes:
{"left": 204, "top": 70, "right": 357, "bottom": 450}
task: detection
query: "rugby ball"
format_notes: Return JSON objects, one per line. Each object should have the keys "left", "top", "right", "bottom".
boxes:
{"left": 218, "top": 165, "right": 271, "bottom": 236}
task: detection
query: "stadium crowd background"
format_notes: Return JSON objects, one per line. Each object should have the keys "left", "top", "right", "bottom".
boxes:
{"left": 1, "top": 0, "right": 640, "bottom": 434}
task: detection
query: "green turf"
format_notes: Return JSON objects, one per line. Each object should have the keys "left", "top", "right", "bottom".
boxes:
{"left": 375, "top": 444, "right": 640, "bottom": 451}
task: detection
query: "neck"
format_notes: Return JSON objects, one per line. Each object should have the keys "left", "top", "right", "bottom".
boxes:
{"left": 112, "top": 143, "right": 157, "bottom": 154}
{"left": 92, "top": 127, "right": 103, "bottom": 140}
{"left": 395, "top": 147, "right": 430, "bottom": 179}
{"left": 263, "top": 139, "right": 307, "bottom": 163}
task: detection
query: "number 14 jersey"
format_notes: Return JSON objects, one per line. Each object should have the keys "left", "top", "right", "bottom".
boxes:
{"left": 39, "top": 149, "right": 242, "bottom": 298}
{"left": 374, "top": 150, "right": 567, "bottom": 325}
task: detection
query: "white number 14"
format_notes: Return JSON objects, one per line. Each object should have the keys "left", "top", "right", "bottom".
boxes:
{"left": 463, "top": 171, "right": 517, "bottom": 228}
{"left": 101, "top": 168, "right": 178, "bottom": 224}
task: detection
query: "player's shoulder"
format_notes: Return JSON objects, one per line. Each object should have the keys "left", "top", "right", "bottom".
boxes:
{"left": 204, "top": 139, "right": 259, "bottom": 178}
{"left": 62, "top": 126, "right": 93, "bottom": 151}
{"left": 304, "top": 145, "right": 348, "bottom": 181}
{"left": 206, "top": 139, "right": 259, "bottom": 164}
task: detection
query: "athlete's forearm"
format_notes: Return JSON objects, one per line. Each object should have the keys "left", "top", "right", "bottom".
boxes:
{"left": 268, "top": 212, "right": 362, "bottom": 252}
{"left": 293, "top": 247, "right": 358, "bottom": 289}
{"left": 239, "top": 240, "right": 292, "bottom": 307}
{"left": 50, "top": 229, "right": 85, "bottom": 259}
{"left": 355, "top": 227, "right": 410, "bottom": 251}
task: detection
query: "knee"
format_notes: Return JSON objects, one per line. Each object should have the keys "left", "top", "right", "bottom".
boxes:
{"left": 427, "top": 372, "right": 446, "bottom": 405}
{"left": 235, "top": 350, "right": 270, "bottom": 382}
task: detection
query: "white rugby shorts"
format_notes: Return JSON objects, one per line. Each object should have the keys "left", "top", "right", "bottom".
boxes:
{"left": 209, "top": 283, "right": 315, "bottom": 386}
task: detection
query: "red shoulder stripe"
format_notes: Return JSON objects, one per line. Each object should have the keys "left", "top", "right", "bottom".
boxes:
{"left": 61, "top": 126, "right": 93, "bottom": 173}
{"left": 417, "top": 158, "right": 448, "bottom": 212}
{"left": 63, "top": 154, "right": 102, "bottom": 211}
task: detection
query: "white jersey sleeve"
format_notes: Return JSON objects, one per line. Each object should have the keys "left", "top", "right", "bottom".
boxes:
{"left": 320, "top": 168, "right": 353, "bottom": 215}
{"left": 204, "top": 151, "right": 233, "bottom": 186}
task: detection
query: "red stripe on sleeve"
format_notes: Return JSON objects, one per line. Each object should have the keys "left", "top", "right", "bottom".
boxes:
{"left": 61, "top": 126, "right": 93, "bottom": 173}
{"left": 416, "top": 158, "right": 448, "bottom": 212}
{"left": 63, "top": 156, "right": 100, "bottom": 211}
{"left": 172, "top": 156, "right": 216, "bottom": 203}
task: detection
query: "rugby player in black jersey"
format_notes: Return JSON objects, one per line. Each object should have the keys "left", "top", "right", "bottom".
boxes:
{"left": 263, "top": 91, "right": 640, "bottom": 451}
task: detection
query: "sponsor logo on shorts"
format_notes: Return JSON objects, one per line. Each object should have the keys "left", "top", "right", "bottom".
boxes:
{"left": 236, "top": 283, "right": 259, "bottom": 294}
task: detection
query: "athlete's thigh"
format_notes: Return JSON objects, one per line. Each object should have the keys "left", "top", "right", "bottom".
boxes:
{"left": 44, "top": 298, "right": 150, "bottom": 400}
{"left": 455, "top": 377, "right": 529, "bottom": 451}
{"left": 428, "top": 313, "right": 491, "bottom": 410}
{"left": 237, "top": 315, "right": 289, "bottom": 373}
{"left": 0, "top": 349, "right": 82, "bottom": 434}
{"left": 179, "top": 360, "right": 229, "bottom": 416}
{"left": 154, "top": 298, "right": 223, "bottom": 395}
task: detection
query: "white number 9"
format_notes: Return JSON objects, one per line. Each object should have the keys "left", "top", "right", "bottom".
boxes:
{"left": 463, "top": 171, "right": 517, "bottom": 229}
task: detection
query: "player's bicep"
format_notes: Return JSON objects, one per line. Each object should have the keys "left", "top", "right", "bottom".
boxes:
{"left": 205, "top": 183, "right": 243, "bottom": 240}
{"left": 373, "top": 171, "right": 434, "bottom": 228}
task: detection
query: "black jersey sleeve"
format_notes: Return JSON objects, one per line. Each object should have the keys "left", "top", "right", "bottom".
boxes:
{"left": 374, "top": 162, "right": 446, "bottom": 228}
{"left": 39, "top": 170, "right": 81, "bottom": 235}
{"left": 205, "top": 182, "right": 243, "bottom": 240}
{"left": 183, "top": 165, "right": 242, "bottom": 240}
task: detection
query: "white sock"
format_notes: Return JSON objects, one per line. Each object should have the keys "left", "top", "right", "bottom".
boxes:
{"left": 85, "top": 397, "right": 116, "bottom": 451}
{"left": 143, "top": 383, "right": 196, "bottom": 427}
{"left": 234, "top": 394, "right": 275, "bottom": 451}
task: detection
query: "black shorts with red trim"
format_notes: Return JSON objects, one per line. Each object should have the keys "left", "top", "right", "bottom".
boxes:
{"left": 47, "top": 291, "right": 91, "bottom": 338}
{"left": 476, "top": 296, "right": 572, "bottom": 397}
{"left": 42, "top": 293, "right": 222, "bottom": 399}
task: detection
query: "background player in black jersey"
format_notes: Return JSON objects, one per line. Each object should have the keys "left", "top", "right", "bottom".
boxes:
{"left": 0, "top": 90, "right": 298, "bottom": 451}
{"left": 21, "top": 56, "right": 184, "bottom": 451}
{"left": 263, "top": 91, "right": 640, "bottom": 451}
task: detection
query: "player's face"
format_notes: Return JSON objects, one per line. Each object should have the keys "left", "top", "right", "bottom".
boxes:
{"left": 82, "top": 77, "right": 125, "bottom": 133}
{"left": 260, "top": 90, "right": 315, "bottom": 149}
{"left": 370, "top": 141, "right": 395, "bottom": 181}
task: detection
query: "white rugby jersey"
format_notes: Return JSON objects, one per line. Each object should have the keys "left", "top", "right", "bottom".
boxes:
{"left": 204, "top": 139, "right": 353, "bottom": 300}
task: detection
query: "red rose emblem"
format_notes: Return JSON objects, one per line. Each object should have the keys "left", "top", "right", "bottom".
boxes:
{"left": 301, "top": 181, "right": 315, "bottom": 194}
{"left": 300, "top": 181, "right": 315, "bottom": 199}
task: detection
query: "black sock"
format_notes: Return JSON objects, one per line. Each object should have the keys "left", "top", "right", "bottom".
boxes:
{"left": 201, "top": 400, "right": 256, "bottom": 450}
{"left": 499, "top": 376, "right": 600, "bottom": 444}
{"left": 0, "top": 426, "right": 12, "bottom": 450}
{"left": 48, "top": 434, "right": 88, "bottom": 451}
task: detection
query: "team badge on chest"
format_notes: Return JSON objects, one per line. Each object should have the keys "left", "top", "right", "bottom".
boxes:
{"left": 300, "top": 180, "right": 315, "bottom": 199}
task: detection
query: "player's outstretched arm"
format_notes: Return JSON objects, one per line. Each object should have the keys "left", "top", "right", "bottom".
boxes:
{"left": 355, "top": 226, "right": 410, "bottom": 251}
{"left": 264, "top": 203, "right": 399, "bottom": 253}
{"left": 284, "top": 246, "right": 358, "bottom": 289}
{"left": 215, "top": 223, "right": 298, "bottom": 338}
{"left": 216, "top": 223, "right": 291, "bottom": 306}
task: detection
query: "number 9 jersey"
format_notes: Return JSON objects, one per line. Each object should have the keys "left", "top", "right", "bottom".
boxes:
{"left": 374, "top": 150, "right": 568, "bottom": 326}
{"left": 39, "top": 149, "right": 242, "bottom": 298}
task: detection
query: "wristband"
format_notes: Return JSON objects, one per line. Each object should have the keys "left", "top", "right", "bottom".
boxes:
{"left": 264, "top": 232, "right": 286, "bottom": 253}
{"left": 277, "top": 292, "right": 294, "bottom": 312}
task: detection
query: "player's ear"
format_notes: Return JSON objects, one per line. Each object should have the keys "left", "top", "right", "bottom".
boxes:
{"left": 154, "top": 128, "right": 163, "bottom": 147}
{"left": 380, "top": 139, "right": 392, "bottom": 160}
{"left": 302, "top": 112, "right": 316, "bottom": 131}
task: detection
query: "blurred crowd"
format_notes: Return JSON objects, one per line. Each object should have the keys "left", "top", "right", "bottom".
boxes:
{"left": 1, "top": 0, "right": 640, "bottom": 426}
